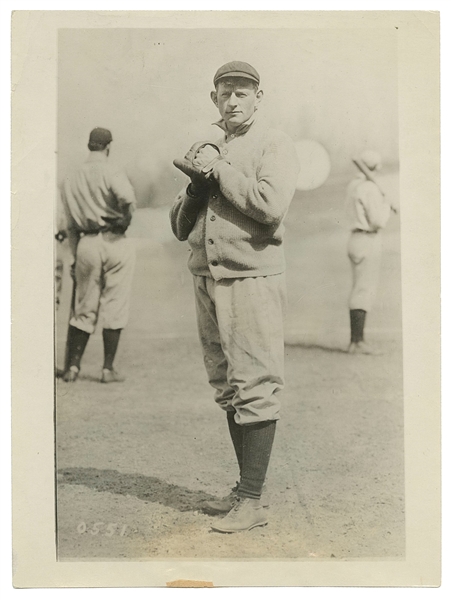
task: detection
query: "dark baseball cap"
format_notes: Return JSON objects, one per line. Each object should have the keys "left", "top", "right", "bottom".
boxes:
{"left": 88, "top": 127, "right": 113, "bottom": 147}
{"left": 213, "top": 61, "right": 260, "bottom": 86}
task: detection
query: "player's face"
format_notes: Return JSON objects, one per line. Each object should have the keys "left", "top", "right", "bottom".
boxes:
{"left": 211, "top": 79, "right": 263, "bottom": 133}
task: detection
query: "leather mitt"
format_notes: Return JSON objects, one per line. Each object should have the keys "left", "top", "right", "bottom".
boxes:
{"left": 173, "top": 142, "right": 222, "bottom": 184}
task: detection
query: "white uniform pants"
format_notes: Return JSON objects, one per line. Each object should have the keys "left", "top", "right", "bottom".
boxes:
{"left": 193, "top": 274, "right": 286, "bottom": 426}
{"left": 70, "top": 232, "right": 135, "bottom": 334}
{"left": 348, "top": 230, "right": 382, "bottom": 312}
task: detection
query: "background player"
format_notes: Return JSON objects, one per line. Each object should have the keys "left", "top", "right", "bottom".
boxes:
{"left": 60, "top": 127, "right": 137, "bottom": 383}
{"left": 346, "top": 150, "right": 393, "bottom": 354}
{"left": 171, "top": 61, "right": 299, "bottom": 533}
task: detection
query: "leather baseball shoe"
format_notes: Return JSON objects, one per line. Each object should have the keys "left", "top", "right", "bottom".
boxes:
{"left": 203, "top": 484, "right": 239, "bottom": 515}
{"left": 203, "top": 484, "right": 269, "bottom": 515}
{"left": 210, "top": 497, "right": 268, "bottom": 533}
{"left": 62, "top": 366, "right": 79, "bottom": 383}
{"left": 348, "top": 341, "right": 382, "bottom": 355}
{"left": 101, "top": 369, "right": 126, "bottom": 384}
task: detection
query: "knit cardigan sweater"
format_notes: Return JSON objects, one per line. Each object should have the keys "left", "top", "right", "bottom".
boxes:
{"left": 170, "top": 117, "right": 300, "bottom": 280}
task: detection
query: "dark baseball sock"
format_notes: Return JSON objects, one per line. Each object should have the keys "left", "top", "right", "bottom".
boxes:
{"left": 350, "top": 309, "right": 366, "bottom": 343}
{"left": 102, "top": 328, "right": 122, "bottom": 370}
{"left": 239, "top": 420, "right": 277, "bottom": 500}
{"left": 227, "top": 410, "right": 244, "bottom": 478}
{"left": 67, "top": 325, "right": 90, "bottom": 370}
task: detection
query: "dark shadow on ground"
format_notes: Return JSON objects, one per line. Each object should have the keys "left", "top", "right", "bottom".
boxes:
{"left": 55, "top": 371, "right": 117, "bottom": 383}
{"left": 284, "top": 341, "right": 349, "bottom": 354}
{"left": 58, "top": 467, "right": 219, "bottom": 512}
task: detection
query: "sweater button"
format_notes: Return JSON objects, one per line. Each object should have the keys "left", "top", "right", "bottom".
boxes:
{"left": 222, "top": 149, "right": 228, "bottom": 155}
{"left": 208, "top": 239, "right": 214, "bottom": 245}
{"left": 211, "top": 194, "right": 218, "bottom": 199}
{"left": 210, "top": 215, "right": 216, "bottom": 221}
{"left": 211, "top": 261, "right": 218, "bottom": 266}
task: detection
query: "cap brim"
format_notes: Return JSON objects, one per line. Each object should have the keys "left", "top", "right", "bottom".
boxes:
{"left": 215, "top": 72, "right": 259, "bottom": 85}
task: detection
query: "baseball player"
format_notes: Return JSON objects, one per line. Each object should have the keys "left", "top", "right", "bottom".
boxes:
{"left": 346, "top": 150, "right": 393, "bottom": 354}
{"left": 171, "top": 61, "right": 299, "bottom": 532}
{"left": 54, "top": 232, "right": 66, "bottom": 309}
{"left": 55, "top": 195, "right": 69, "bottom": 310}
{"left": 60, "top": 127, "right": 137, "bottom": 383}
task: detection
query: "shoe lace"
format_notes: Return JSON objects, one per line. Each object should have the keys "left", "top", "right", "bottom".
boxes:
{"left": 231, "top": 497, "right": 250, "bottom": 512}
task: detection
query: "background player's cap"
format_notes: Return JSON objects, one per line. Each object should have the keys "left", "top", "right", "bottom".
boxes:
{"left": 213, "top": 61, "right": 260, "bottom": 86}
{"left": 360, "top": 150, "right": 382, "bottom": 171}
{"left": 88, "top": 127, "right": 113, "bottom": 150}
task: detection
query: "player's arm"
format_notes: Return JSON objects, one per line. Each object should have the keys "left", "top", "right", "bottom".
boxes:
{"left": 210, "top": 131, "right": 300, "bottom": 226}
{"left": 360, "top": 182, "right": 391, "bottom": 231}
{"left": 171, "top": 143, "right": 215, "bottom": 240}
{"left": 170, "top": 184, "right": 208, "bottom": 241}
{"left": 103, "top": 171, "right": 137, "bottom": 233}
{"left": 110, "top": 171, "right": 137, "bottom": 210}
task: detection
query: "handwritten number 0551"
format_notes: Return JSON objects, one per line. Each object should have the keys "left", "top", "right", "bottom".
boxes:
{"left": 77, "top": 522, "right": 128, "bottom": 536}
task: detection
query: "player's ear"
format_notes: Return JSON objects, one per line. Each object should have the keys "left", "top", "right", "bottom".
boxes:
{"left": 210, "top": 91, "right": 218, "bottom": 107}
{"left": 255, "top": 89, "right": 264, "bottom": 110}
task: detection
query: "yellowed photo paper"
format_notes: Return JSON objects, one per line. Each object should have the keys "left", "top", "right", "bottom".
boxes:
{"left": 11, "top": 10, "right": 440, "bottom": 588}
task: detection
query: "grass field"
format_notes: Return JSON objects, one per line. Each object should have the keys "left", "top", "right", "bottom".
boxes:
{"left": 55, "top": 171, "right": 404, "bottom": 559}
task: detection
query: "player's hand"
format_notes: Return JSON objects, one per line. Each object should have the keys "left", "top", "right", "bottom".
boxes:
{"left": 103, "top": 210, "right": 132, "bottom": 234}
{"left": 192, "top": 143, "right": 222, "bottom": 173}
{"left": 173, "top": 142, "right": 222, "bottom": 189}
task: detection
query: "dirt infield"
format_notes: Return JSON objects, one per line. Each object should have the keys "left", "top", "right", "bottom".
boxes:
{"left": 55, "top": 174, "right": 404, "bottom": 560}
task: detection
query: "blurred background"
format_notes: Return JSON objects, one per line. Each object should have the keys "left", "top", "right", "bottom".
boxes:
{"left": 56, "top": 26, "right": 401, "bottom": 349}
{"left": 55, "top": 27, "right": 404, "bottom": 560}
{"left": 58, "top": 27, "right": 398, "bottom": 209}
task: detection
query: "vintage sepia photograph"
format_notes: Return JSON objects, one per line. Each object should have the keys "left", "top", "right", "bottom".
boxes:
{"left": 11, "top": 9, "right": 441, "bottom": 588}
{"left": 54, "top": 25, "right": 403, "bottom": 560}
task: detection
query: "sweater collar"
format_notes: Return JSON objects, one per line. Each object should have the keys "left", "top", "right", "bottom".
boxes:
{"left": 213, "top": 111, "right": 258, "bottom": 139}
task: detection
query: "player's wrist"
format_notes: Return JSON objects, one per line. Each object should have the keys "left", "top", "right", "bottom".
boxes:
{"left": 187, "top": 182, "right": 208, "bottom": 198}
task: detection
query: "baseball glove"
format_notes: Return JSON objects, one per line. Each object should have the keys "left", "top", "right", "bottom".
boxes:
{"left": 173, "top": 142, "right": 222, "bottom": 184}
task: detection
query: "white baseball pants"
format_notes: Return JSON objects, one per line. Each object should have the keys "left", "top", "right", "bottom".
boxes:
{"left": 347, "top": 230, "right": 382, "bottom": 312}
{"left": 70, "top": 232, "right": 135, "bottom": 334}
{"left": 193, "top": 274, "right": 286, "bottom": 426}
